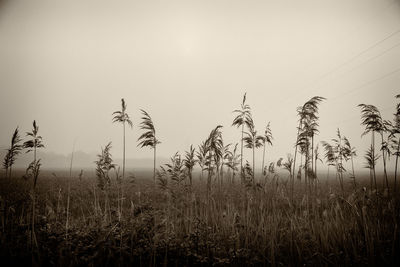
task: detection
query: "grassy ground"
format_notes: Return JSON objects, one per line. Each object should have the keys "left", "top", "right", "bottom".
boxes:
{"left": 0, "top": 172, "right": 399, "bottom": 266}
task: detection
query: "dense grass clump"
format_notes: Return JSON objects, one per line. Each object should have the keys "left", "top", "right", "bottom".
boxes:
{"left": 0, "top": 173, "right": 399, "bottom": 266}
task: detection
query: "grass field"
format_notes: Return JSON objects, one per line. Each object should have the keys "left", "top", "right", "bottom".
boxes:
{"left": 1, "top": 96, "right": 399, "bottom": 266}
{"left": 0, "top": 170, "right": 399, "bottom": 266}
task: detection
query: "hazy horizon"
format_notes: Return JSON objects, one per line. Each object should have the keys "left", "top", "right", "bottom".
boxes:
{"left": 1, "top": 0, "right": 400, "bottom": 171}
{"left": 0, "top": 146, "right": 396, "bottom": 176}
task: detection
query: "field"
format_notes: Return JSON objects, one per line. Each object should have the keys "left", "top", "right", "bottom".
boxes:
{"left": 2, "top": 0, "right": 400, "bottom": 265}
{"left": 1, "top": 94, "right": 400, "bottom": 267}
{"left": 0, "top": 170, "right": 399, "bottom": 266}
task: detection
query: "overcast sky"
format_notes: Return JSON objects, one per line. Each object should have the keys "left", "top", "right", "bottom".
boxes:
{"left": 1, "top": 0, "right": 400, "bottom": 170}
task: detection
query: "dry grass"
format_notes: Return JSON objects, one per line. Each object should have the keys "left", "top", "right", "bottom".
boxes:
{"left": 0, "top": 173, "right": 399, "bottom": 266}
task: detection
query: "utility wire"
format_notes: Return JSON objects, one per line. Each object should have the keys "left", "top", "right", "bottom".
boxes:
{"left": 328, "top": 104, "right": 396, "bottom": 127}
{"left": 298, "top": 41, "right": 400, "bottom": 99}
{"left": 329, "top": 66, "right": 400, "bottom": 102}
{"left": 282, "top": 27, "right": 400, "bottom": 104}
{"left": 279, "top": 66, "right": 400, "bottom": 121}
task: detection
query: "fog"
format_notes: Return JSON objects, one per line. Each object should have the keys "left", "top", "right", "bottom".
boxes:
{"left": 1, "top": 0, "right": 400, "bottom": 171}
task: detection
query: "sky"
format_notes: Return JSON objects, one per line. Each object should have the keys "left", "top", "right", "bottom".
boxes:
{"left": 0, "top": 0, "right": 400, "bottom": 171}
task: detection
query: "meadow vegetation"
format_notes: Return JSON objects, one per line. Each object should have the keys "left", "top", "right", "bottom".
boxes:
{"left": 1, "top": 95, "right": 400, "bottom": 266}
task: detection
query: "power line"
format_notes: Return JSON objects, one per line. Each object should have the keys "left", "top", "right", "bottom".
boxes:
{"left": 317, "top": 28, "right": 400, "bottom": 82}
{"left": 328, "top": 104, "right": 397, "bottom": 127}
{"left": 278, "top": 66, "right": 400, "bottom": 121}
{"left": 329, "top": 66, "right": 400, "bottom": 102}
{"left": 299, "top": 41, "right": 400, "bottom": 99}
{"left": 282, "top": 27, "right": 400, "bottom": 104}
{"left": 260, "top": 0, "right": 400, "bottom": 126}
{"left": 348, "top": 41, "right": 400, "bottom": 72}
